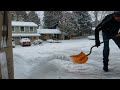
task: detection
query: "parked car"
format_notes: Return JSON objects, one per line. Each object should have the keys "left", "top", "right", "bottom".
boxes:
{"left": 47, "top": 39, "right": 54, "bottom": 43}
{"left": 87, "top": 35, "right": 95, "bottom": 40}
{"left": 12, "top": 39, "right": 15, "bottom": 48}
{"left": 20, "top": 38, "right": 31, "bottom": 46}
{"left": 47, "top": 39, "right": 61, "bottom": 43}
{"left": 32, "top": 39, "right": 43, "bottom": 45}
{"left": 87, "top": 35, "right": 102, "bottom": 40}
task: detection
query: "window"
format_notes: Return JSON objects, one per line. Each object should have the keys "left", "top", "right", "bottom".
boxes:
{"left": 20, "top": 27, "right": 25, "bottom": 32}
{"left": 12, "top": 26, "right": 15, "bottom": 32}
{"left": 30, "top": 27, "right": 34, "bottom": 32}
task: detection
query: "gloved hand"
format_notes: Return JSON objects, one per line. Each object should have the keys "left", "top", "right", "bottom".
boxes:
{"left": 95, "top": 40, "right": 100, "bottom": 47}
{"left": 115, "top": 33, "right": 120, "bottom": 37}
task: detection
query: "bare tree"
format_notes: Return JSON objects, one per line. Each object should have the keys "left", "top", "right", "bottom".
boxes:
{"left": 90, "top": 11, "right": 114, "bottom": 27}
{"left": 94, "top": 11, "right": 99, "bottom": 27}
{"left": 99, "top": 11, "right": 114, "bottom": 22}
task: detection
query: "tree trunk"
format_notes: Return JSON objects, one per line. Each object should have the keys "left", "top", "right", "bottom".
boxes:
{"left": 94, "top": 11, "right": 99, "bottom": 27}
{"left": 0, "top": 11, "right": 14, "bottom": 79}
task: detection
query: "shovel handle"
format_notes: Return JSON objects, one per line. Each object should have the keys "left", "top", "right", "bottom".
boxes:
{"left": 87, "top": 42, "right": 103, "bottom": 56}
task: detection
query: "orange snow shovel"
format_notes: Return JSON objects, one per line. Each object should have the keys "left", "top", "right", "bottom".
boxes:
{"left": 70, "top": 42, "right": 103, "bottom": 64}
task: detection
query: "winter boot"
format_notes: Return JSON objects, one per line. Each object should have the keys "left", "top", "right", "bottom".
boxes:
{"left": 103, "top": 66, "right": 108, "bottom": 72}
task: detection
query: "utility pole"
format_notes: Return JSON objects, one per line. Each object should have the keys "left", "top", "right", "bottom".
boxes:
{"left": 0, "top": 11, "right": 14, "bottom": 79}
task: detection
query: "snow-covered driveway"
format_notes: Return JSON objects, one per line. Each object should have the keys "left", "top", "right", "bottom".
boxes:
{"left": 13, "top": 39, "right": 120, "bottom": 79}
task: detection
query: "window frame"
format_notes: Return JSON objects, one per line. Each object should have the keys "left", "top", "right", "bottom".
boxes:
{"left": 20, "top": 26, "right": 25, "bottom": 32}
{"left": 29, "top": 27, "right": 34, "bottom": 32}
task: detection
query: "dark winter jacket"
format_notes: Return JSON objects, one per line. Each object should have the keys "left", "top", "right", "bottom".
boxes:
{"left": 95, "top": 13, "right": 120, "bottom": 40}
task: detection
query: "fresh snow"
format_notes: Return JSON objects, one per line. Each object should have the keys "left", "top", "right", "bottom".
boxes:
{"left": 12, "top": 21, "right": 38, "bottom": 27}
{"left": 12, "top": 33, "right": 40, "bottom": 37}
{"left": 37, "top": 29, "right": 61, "bottom": 34}
{"left": 13, "top": 38, "right": 120, "bottom": 79}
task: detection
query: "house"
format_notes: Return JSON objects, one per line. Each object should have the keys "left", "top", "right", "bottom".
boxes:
{"left": 37, "top": 29, "right": 62, "bottom": 40}
{"left": 12, "top": 21, "right": 41, "bottom": 45}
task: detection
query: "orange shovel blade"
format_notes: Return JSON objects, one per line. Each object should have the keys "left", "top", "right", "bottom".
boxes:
{"left": 70, "top": 52, "right": 88, "bottom": 64}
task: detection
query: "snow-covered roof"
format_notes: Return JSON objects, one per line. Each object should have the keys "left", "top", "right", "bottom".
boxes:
{"left": 12, "top": 33, "right": 41, "bottom": 37}
{"left": 12, "top": 21, "right": 38, "bottom": 27}
{"left": 37, "top": 29, "right": 61, "bottom": 34}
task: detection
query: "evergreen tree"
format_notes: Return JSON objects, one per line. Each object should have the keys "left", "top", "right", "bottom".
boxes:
{"left": 73, "top": 11, "right": 92, "bottom": 35}
{"left": 27, "top": 11, "right": 41, "bottom": 26}
{"left": 59, "top": 12, "right": 79, "bottom": 38}
{"left": 15, "top": 11, "right": 28, "bottom": 21}
{"left": 43, "top": 11, "right": 62, "bottom": 29}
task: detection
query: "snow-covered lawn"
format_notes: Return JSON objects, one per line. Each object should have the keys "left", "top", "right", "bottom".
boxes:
{"left": 13, "top": 38, "right": 120, "bottom": 79}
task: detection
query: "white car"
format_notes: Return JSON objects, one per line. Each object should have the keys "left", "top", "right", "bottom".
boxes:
{"left": 32, "top": 39, "right": 43, "bottom": 45}
{"left": 20, "top": 38, "right": 31, "bottom": 46}
{"left": 87, "top": 35, "right": 95, "bottom": 40}
{"left": 47, "top": 39, "right": 54, "bottom": 43}
{"left": 47, "top": 39, "right": 61, "bottom": 43}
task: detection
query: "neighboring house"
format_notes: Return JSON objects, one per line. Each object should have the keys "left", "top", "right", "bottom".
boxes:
{"left": 12, "top": 21, "right": 40, "bottom": 45}
{"left": 37, "top": 29, "right": 62, "bottom": 40}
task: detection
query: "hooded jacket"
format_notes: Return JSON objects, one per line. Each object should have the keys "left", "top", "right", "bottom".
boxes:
{"left": 95, "top": 13, "right": 120, "bottom": 40}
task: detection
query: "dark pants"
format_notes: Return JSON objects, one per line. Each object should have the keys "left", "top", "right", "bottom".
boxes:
{"left": 102, "top": 32, "right": 120, "bottom": 66}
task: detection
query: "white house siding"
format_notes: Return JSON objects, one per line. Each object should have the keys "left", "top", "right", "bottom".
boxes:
{"left": 25, "top": 27, "right": 29, "bottom": 33}
{"left": 14, "top": 26, "right": 19, "bottom": 33}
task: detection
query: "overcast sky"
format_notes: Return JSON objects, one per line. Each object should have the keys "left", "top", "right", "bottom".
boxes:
{"left": 36, "top": 11, "right": 98, "bottom": 22}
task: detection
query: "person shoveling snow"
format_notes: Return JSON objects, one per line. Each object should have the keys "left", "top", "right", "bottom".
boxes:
{"left": 95, "top": 11, "right": 120, "bottom": 72}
